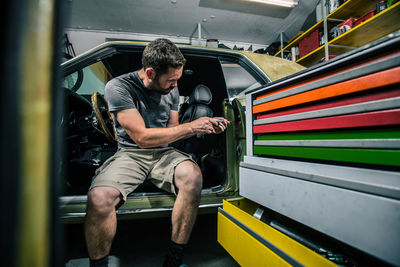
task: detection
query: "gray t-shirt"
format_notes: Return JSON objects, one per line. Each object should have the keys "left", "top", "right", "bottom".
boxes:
{"left": 104, "top": 71, "right": 180, "bottom": 148}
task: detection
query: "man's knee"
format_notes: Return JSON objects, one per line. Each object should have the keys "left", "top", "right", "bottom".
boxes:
{"left": 87, "top": 186, "right": 121, "bottom": 216}
{"left": 175, "top": 161, "right": 203, "bottom": 193}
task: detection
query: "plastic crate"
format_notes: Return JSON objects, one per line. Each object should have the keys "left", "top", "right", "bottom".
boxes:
{"left": 299, "top": 29, "right": 320, "bottom": 58}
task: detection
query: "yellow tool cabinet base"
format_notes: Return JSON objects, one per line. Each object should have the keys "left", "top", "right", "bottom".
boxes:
{"left": 217, "top": 198, "right": 337, "bottom": 267}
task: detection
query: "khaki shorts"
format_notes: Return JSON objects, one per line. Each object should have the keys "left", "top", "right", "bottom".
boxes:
{"left": 89, "top": 147, "right": 196, "bottom": 201}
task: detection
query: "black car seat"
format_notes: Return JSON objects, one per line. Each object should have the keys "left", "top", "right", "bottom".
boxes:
{"left": 175, "top": 84, "right": 213, "bottom": 161}
{"left": 175, "top": 84, "right": 226, "bottom": 188}
{"left": 179, "top": 84, "right": 213, "bottom": 124}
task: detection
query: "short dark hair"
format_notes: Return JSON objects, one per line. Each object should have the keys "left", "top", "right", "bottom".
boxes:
{"left": 142, "top": 38, "right": 186, "bottom": 76}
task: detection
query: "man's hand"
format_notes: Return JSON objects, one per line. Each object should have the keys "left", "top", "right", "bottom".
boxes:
{"left": 189, "top": 117, "right": 229, "bottom": 135}
{"left": 212, "top": 117, "right": 230, "bottom": 134}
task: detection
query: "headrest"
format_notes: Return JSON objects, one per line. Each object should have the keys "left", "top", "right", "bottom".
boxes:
{"left": 188, "top": 84, "right": 212, "bottom": 105}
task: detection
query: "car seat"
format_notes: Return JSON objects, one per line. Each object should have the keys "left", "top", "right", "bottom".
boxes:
{"left": 175, "top": 84, "right": 226, "bottom": 188}
{"left": 179, "top": 84, "right": 213, "bottom": 123}
{"left": 175, "top": 84, "right": 213, "bottom": 161}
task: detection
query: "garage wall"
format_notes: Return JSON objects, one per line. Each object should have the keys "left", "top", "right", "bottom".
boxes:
{"left": 65, "top": 29, "right": 267, "bottom": 56}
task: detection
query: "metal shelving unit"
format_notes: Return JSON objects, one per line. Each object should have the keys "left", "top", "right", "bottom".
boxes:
{"left": 275, "top": 0, "right": 400, "bottom": 67}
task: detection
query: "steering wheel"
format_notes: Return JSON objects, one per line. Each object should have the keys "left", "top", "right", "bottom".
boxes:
{"left": 91, "top": 92, "right": 117, "bottom": 143}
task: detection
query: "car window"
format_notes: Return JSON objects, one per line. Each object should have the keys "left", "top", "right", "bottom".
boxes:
{"left": 63, "top": 61, "right": 112, "bottom": 96}
{"left": 220, "top": 59, "right": 263, "bottom": 100}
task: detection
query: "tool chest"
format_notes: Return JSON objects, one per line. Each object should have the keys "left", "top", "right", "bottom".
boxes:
{"left": 218, "top": 35, "right": 400, "bottom": 266}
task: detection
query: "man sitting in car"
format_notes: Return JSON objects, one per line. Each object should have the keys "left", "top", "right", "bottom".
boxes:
{"left": 84, "top": 38, "right": 229, "bottom": 267}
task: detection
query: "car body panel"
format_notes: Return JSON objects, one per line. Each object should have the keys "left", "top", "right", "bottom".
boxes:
{"left": 60, "top": 41, "right": 304, "bottom": 223}
{"left": 233, "top": 51, "right": 306, "bottom": 81}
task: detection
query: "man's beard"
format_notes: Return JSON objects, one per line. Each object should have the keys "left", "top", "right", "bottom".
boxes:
{"left": 148, "top": 78, "right": 174, "bottom": 95}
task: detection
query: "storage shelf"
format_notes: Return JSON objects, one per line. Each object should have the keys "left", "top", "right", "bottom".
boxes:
{"left": 273, "top": 19, "right": 339, "bottom": 57}
{"left": 331, "top": 1, "right": 400, "bottom": 47}
{"left": 274, "top": 21, "right": 323, "bottom": 57}
{"left": 327, "top": 0, "right": 379, "bottom": 19}
{"left": 275, "top": 0, "right": 400, "bottom": 67}
{"left": 297, "top": 2, "right": 400, "bottom": 66}
{"left": 295, "top": 43, "right": 352, "bottom": 66}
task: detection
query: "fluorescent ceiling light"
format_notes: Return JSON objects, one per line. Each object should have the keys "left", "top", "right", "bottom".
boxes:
{"left": 246, "top": 0, "right": 299, "bottom": 7}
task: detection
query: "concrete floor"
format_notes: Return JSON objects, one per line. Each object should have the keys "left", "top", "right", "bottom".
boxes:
{"left": 64, "top": 213, "right": 239, "bottom": 267}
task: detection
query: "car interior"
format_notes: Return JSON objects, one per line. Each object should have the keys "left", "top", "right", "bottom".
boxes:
{"left": 63, "top": 50, "right": 231, "bottom": 195}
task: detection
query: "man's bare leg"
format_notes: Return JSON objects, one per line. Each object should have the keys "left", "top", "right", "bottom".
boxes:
{"left": 172, "top": 160, "right": 202, "bottom": 243}
{"left": 164, "top": 160, "right": 202, "bottom": 266}
{"left": 84, "top": 186, "right": 122, "bottom": 262}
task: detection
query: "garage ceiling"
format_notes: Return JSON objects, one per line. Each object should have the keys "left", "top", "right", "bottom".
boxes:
{"left": 66, "top": 0, "right": 319, "bottom": 47}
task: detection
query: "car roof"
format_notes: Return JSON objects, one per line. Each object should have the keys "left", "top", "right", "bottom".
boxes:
{"left": 65, "top": 40, "right": 305, "bottom": 82}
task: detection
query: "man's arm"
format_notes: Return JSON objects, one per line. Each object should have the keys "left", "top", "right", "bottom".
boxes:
{"left": 167, "top": 110, "right": 179, "bottom": 128}
{"left": 115, "top": 109, "right": 222, "bottom": 148}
